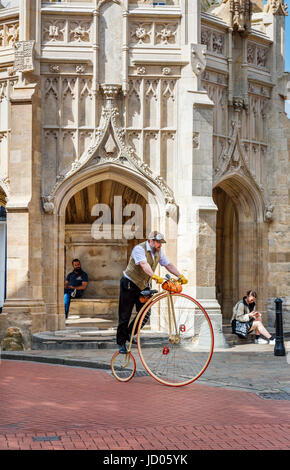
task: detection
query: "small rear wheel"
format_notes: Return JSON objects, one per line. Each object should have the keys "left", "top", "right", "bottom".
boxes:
{"left": 111, "top": 351, "right": 136, "bottom": 382}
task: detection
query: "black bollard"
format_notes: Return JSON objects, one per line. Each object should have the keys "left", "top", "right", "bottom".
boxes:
{"left": 274, "top": 298, "right": 286, "bottom": 356}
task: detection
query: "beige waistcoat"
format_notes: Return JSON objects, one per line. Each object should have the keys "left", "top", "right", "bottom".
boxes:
{"left": 124, "top": 241, "right": 161, "bottom": 290}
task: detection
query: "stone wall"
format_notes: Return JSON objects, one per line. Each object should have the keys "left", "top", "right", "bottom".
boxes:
{"left": 0, "top": 0, "right": 289, "bottom": 344}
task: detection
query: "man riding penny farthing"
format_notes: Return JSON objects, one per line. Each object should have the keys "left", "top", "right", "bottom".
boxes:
{"left": 112, "top": 231, "right": 214, "bottom": 387}
{"left": 116, "top": 231, "right": 188, "bottom": 354}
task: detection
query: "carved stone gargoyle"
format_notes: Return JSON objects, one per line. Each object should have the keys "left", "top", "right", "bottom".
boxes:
{"left": 209, "top": 0, "right": 252, "bottom": 32}
{"left": 264, "top": 0, "right": 288, "bottom": 15}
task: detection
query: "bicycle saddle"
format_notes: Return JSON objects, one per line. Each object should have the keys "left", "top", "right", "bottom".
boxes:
{"left": 140, "top": 289, "right": 158, "bottom": 296}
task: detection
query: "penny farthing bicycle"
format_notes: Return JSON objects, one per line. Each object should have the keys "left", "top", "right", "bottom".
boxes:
{"left": 111, "top": 275, "right": 214, "bottom": 387}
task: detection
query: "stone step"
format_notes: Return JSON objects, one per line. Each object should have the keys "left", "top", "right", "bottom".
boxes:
{"left": 32, "top": 324, "right": 229, "bottom": 351}
{"left": 222, "top": 323, "right": 277, "bottom": 346}
{"left": 32, "top": 327, "right": 117, "bottom": 350}
{"left": 65, "top": 316, "right": 117, "bottom": 329}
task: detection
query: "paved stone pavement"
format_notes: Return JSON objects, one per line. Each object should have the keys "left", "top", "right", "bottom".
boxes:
{"left": 0, "top": 338, "right": 290, "bottom": 451}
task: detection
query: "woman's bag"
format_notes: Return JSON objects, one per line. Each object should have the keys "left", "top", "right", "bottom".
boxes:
{"left": 231, "top": 319, "right": 253, "bottom": 339}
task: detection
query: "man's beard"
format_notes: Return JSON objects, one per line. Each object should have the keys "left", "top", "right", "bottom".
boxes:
{"left": 74, "top": 268, "right": 81, "bottom": 273}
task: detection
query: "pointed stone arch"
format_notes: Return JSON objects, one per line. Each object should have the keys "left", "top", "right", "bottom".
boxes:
{"left": 42, "top": 161, "right": 175, "bottom": 325}
{"left": 213, "top": 172, "right": 268, "bottom": 322}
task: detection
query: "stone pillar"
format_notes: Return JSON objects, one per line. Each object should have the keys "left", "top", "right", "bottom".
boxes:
{"left": 42, "top": 211, "right": 65, "bottom": 332}
{"left": 176, "top": 1, "right": 225, "bottom": 346}
{"left": 0, "top": 80, "right": 46, "bottom": 346}
{"left": 263, "top": 8, "right": 290, "bottom": 330}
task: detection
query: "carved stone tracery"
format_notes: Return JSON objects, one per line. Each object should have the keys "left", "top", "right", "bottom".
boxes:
{"left": 201, "top": 28, "right": 225, "bottom": 56}
{"left": 0, "top": 21, "right": 19, "bottom": 48}
{"left": 42, "top": 85, "right": 176, "bottom": 212}
{"left": 155, "top": 24, "right": 177, "bottom": 45}
{"left": 42, "top": 17, "right": 92, "bottom": 44}
{"left": 215, "top": 122, "right": 253, "bottom": 181}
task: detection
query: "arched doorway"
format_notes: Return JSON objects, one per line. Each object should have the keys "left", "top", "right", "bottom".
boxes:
{"left": 213, "top": 175, "right": 266, "bottom": 323}
{"left": 64, "top": 179, "right": 148, "bottom": 302}
{"left": 213, "top": 186, "right": 239, "bottom": 322}
{"left": 0, "top": 189, "right": 7, "bottom": 313}
{"left": 45, "top": 163, "right": 169, "bottom": 329}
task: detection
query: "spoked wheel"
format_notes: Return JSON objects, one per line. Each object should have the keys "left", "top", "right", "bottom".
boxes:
{"left": 137, "top": 292, "right": 214, "bottom": 387}
{"left": 111, "top": 351, "right": 136, "bottom": 382}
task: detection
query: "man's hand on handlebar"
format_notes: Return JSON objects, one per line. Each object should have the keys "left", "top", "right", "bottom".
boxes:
{"left": 152, "top": 273, "right": 188, "bottom": 285}
{"left": 152, "top": 274, "right": 164, "bottom": 284}
{"left": 178, "top": 274, "right": 188, "bottom": 285}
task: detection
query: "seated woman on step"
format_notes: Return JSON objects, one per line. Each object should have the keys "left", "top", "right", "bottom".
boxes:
{"left": 231, "top": 290, "right": 275, "bottom": 345}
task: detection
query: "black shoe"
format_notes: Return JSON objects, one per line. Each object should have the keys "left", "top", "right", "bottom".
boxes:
{"left": 119, "top": 344, "right": 128, "bottom": 354}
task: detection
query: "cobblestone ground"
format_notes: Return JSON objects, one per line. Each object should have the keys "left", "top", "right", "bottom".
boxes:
{"left": 0, "top": 360, "right": 289, "bottom": 451}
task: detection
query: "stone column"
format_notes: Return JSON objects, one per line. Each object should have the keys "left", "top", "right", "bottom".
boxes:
{"left": 176, "top": 1, "right": 225, "bottom": 346}
{"left": 263, "top": 6, "right": 290, "bottom": 330}
{"left": 0, "top": 80, "right": 46, "bottom": 346}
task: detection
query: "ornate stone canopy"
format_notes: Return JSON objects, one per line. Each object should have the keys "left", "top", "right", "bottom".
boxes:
{"left": 42, "top": 84, "right": 176, "bottom": 215}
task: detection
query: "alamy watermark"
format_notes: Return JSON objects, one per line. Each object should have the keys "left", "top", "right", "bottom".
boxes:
{"left": 90, "top": 195, "right": 179, "bottom": 241}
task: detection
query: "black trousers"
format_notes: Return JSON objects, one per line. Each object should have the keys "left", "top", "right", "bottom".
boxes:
{"left": 116, "top": 276, "right": 151, "bottom": 345}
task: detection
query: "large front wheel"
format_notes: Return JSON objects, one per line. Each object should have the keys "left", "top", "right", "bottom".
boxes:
{"left": 137, "top": 292, "right": 214, "bottom": 387}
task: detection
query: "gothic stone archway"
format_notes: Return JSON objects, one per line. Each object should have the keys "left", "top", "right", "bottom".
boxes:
{"left": 213, "top": 175, "right": 267, "bottom": 323}
{"left": 41, "top": 163, "right": 170, "bottom": 330}
{"left": 64, "top": 179, "right": 148, "bottom": 322}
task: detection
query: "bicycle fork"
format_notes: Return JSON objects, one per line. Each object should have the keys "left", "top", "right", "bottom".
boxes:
{"left": 167, "top": 292, "right": 180, "bottom": 345}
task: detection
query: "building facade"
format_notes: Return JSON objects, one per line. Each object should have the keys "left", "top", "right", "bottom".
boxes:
{"left": 0, "top": 0, "right": 289, "bottom": 345}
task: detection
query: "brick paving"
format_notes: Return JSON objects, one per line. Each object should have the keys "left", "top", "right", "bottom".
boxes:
{"left": 0, "top": 360, "right": 289, "bottom": 450}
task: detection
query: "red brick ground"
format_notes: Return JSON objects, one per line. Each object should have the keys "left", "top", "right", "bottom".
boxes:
{"left": 0, "top": 360, "right": 289, "bottom": 450}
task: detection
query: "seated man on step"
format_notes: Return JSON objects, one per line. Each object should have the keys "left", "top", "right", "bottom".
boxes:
{"left": 64, "top": 259, "right": 88, "bottom": 320}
